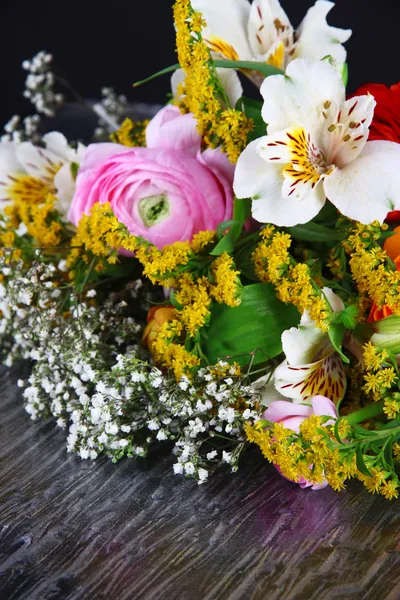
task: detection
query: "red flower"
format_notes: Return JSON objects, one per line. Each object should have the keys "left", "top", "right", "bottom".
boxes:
{"left": 354, "top": 82, "right": 400, "bottom": 223}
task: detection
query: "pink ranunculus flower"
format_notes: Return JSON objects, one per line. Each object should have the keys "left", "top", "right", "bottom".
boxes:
{"left": 263, "top": 395, "right": 337, "bottom": 491}
{"left": 68, "top": 105, "right": 234, "bottom": 248}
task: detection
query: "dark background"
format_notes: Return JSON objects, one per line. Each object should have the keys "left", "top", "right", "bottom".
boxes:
{"left": 0, "top": 0, "right": 399, "bottom": 127}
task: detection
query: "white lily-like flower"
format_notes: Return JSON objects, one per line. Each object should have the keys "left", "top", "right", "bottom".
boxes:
{"left": 0, "top": 132, "right": 85, "bottom": 219}
{"left": 192, "top": 0, "right": 351, "bottom": 79}
{"left": 171, "top": 67, "right": 243, "bottom": 109}
{"left": 234, "top": 59, "right": 400, "bottom": 226}
{"left": 253, "top": 288, "right": 347, "bottom": 405}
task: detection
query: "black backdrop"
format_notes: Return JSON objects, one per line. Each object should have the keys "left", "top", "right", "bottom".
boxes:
{"left": 1, "top": 0, "right": 399, "bottom": 127}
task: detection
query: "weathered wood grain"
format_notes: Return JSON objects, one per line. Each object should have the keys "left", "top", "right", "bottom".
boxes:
{"left": 0, "top": 364, "right": 399, "bottom": 600}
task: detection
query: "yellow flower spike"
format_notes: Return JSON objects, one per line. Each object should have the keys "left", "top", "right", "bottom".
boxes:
{"left": 252, "top": 228, "right": 331, "bottom": 331}
{"left": 173, "top": 0, "right": 253, "bottom": 163}
{"left": 210, "top": 253, "right": 242, "bottom": 307}
{"left": 110, "top": 118, "right": 149, "bottom": 147}
{"left": 380, "top": 479, "right": 399, "bottom": 500}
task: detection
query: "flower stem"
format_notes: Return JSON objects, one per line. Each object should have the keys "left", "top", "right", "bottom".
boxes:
{"left": 346, "top": 400, "right": 385, "bottom": 426}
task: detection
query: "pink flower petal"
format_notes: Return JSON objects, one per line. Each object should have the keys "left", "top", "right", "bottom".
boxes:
{"left": 146, "top": 105, "right": 201, "bottom": 155}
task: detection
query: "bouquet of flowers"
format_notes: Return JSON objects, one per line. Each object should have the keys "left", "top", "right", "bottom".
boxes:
{"left": 2, "top": 0, "right": 400, "bottom": 499}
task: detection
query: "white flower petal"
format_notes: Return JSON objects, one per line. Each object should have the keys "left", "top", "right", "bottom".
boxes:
{"left": 274, "top": 352, "right": 346, "bottom": 404}
{"left": 216, "top": 68, "right": 243, "bottom": 106}
{"left": 43, "top": 132, "right": 71, "bottom": 161}
{"left": 322, "top": 287, "right": 344, "bottom": 314}
{"left": 251, "top": 372, "right": 286, "bottom": 406}
{"left": 15, "top": 142, "right": 63, "bottom": 185}
{"left": 323, "top": 140, "right": 400, "bottom": 224}
{"left": 324, "top": 95, "right": 376, "bottom": 166}
{"left": 260, "top": 58, "right": 345, "bottom": 135}
{"left": 282, "top": 323, "right": 328, "bottom": 366}
{"left": 54, "top": 164, "right": 76, "bottom": 218}
{"left": 295, "top": 1, "right": 352, "bottom": 65}
{"left": 191, "top": 0, "right": 252, "bottom": 60}
{"left": 247, "top": 0, "right": 292, "bottom": 57}
{"left": 0, "top": 143, "right": 22, "bottom": 201}
{"left": 234, "top": 136, "right": 326, "bottom": 225}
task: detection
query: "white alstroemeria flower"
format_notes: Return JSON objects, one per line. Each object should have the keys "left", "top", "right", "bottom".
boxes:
{"left": 0, "top": 132, "right": 85, "bottom": 218}
{"left": 253, "top": 288, "right": 347, "bottom": 405}
{"left": 171, "top": 67, "right": 243, "bottom": 108}
{"left": 234, "top": 59, "right": 400, "bottom": 226}
{"left": 192, "top": 0, "right": 351, "bottom": 79}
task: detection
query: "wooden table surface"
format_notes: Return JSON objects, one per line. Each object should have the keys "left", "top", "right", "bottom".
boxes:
{"left": 1, "top": 364, "right": 399, "bottom": 600}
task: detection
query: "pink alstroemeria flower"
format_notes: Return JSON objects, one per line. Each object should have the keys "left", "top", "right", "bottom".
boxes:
{"left": 68, "top": 105, "right": 234, "bottom": 249}
{"left": 263, "top": 395, "right": 337, "bottom": 490}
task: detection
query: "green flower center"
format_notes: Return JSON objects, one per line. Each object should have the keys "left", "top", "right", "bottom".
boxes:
{"left": 138, "top": 194, "right": 171, "bottom": 227}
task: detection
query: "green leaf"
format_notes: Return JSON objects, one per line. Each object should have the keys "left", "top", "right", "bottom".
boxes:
{"left": 214, "top": 59, "right": 284, "bottom": 77}
{"left": 340, "top": 62, "right": 349, "bottom": 87}
{"left": 356, "top": 444, "right": 372, "bottom": 477}
{"left": 377, "top": 419, "right": 400, "bottom": 430}
{"left": 286, "top": 222, "right": 343, "bottom": 242}
{"left": 170, "top": 290, "right": 183, "bottom": 311}
{"left": 133, "top": 60, "right": 282, "bottom": 89}
{"left": 340, "top": 306, "right": 360, "bottom": 330}
{"left": 237, "top": 96, "right": 266, "bottom": 140}
{"left": 382, "top": 436, "right": 394, "bottom": 470}
{"left": 233, "top": 198, "right": 251, "bottom": 223}
{"left": 328, "top": 322, "right": 349, "bottom": 364}
{"left": 211, "top": 221, "right": 243, "bottom": 256}
{"left": 334, "top": 417, "right": 344, "bottom": 443}
{"left": 70, "top": 162, "right": 79, "bottom": 179}
{"left": 204, "top": 283, "right": 300, "bottom": 367}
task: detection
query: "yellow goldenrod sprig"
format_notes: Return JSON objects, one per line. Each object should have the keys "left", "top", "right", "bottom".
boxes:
{"left": 173, "top": 0, "right": 253, "bottom": 162}
{"left": 252, "top": 226, "right": 332, "bottom": 331}
{"left": 110, "top": 118, "right": 149, "bottom": 147}
{"left": 245, "top": 413, "right": 400, "bottom": 499}
{"left": 344, "top": 221, "right": 400, "bottom": 314}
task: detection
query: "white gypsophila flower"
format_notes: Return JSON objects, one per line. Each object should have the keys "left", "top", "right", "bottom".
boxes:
{"left": 173, "top": 463, "right": 184, "bottom": 475}
{"left": 223, "top": 451, "right": 233, "bottom": 464}
{"left": 21, "top": 51, "right": 64, "bottom": 117}
{"left": 3, "top": 260, "right": 262, "bottom": 481}
{"left": 234, "top": 59, "right": 400, "bottom": 226}
{"left": 92, "top": 87, "right": 128, "bottom": 139}
{"left": 2, "top": 114, "right": 42, "bottom": 144}
{"left": 198, "top": 468, "right": 209, "bottom": 482}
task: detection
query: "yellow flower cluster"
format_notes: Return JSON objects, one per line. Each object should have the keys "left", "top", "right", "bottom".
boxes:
{"left": 67, "top": 202, "right": 139, "bottom": 273}
{"left": 362, "top": 342, "right": 398, "bottom": 401}
{"left": 136, "top": 242, "right": 191, "bottom": 286}
{"left": 175, "top": 274, "right": 212, "bottom": 337}
{"left": 252, "top": 226, "right": 331, "bottom": 331}
{"left": 359, "top": 469, "right": 399, "bottom": 500}
{"left": 173, "top": 0, "right": 253, "bottom": 162}
{"left": 168, "top": 254, "right": 241, "bottom": 338}
{"left": 383, "top": 397, "right": 400, "bottom": 420}
{"left": 363, "top": 342, "right": 389, "bottom": 371}
{"left": 245, "top": 418, "right": 355, "bottom": 491}
{"left": 345, "top": 221, "right": 400, "bottom": 313}
{"left": 151, "top": 319, "right": 201, "bottom": 380}
{"left": 4, "top": 193, "right": 63, "bottom": 248}
{"left": 245, "top": 418, "right": 399, "bottom": 498}
{"left": 110, "top": 118, "right": 149, "bottom": 147}
{"left": 210, "top": 253, "right": 241, "bottom": 307}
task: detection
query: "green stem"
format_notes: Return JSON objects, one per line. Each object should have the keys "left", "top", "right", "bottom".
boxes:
{"left": 346, "top": 400, "right": 385, "bottom": 426}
